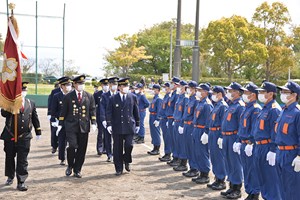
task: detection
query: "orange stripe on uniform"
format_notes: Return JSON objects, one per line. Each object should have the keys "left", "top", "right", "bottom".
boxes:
{"left": 227, "top": 113, "right": 232, "bottom": 121}
{"left": 212, "top": 113, "right": 216, "bottom": 121}
{"left": 259, "top": 119, "right": 264, "bottom": 130}
{"left": 283, "top": 123, "right": 289, "bottom": 134}
{"left": 243, "top": 119, "right": 247, "bottom": 127}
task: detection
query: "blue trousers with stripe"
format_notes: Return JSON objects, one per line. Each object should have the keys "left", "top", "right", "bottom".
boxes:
{"left": 138, "top": 111, "right": 146, "bottom": 137}
{"left": 149, "top": 114, "right": 161, "bottom": 146}
{"left": 183, "top": 124, "right": 197, "bottom": 170}
{"left": 160, "top": 118, "right": 171, "bottom": 154}
{"left": 192, "top": 128, "right": 210, "bottom": 173}
{"left": 167, "top": 118, "right": 176, "bottom": 157}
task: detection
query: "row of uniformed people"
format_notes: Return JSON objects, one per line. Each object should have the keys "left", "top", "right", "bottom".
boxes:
{"left": 147, "top": 78, "right": 300, "bottom": 200}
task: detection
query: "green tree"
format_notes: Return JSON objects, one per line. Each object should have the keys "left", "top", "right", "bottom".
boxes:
{"left": 64, "top": 60, "right": 80, "bottom": 77}
{"left": 252, "top": 1, "right": 295, "bottom": 81}
{"left": 201, "top": 15, "right": 267, "bottom": 81}
{"left": 104, "top": 34, "right": 152, "bottom": 77}
{"left": 291, "top": 26, "right": 300, "bottom": 78}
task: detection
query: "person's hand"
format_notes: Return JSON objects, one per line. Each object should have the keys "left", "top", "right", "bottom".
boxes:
{"left": 166, "top": 122, "right": 169, "bottom": 127}
{"left": 92, "top": 124, "right": 97, "bottom": 132}
{"left": 102, "top": 121, "right": 107, "bottom": 128}
{"left": 233, "top": 142, "right": 241, "bottom": 155}
{"left": 51, "top": 121, "right": 58, "bottom": 127}
{"left": 217, "top": 138, "right": 223, "bottom": 149}
{"left": 292, "top": 156, "right": 300, "bottom": 172}
{"left": 266, "top": 151, "right": 276, "bottom": 166}
{"left": 178, "top": 126, "right": 184, "bottom": 134}
{"left": 200, "top": 132, "right": 208, "bottom": 144}
{"left": 135, "top": 126, "right": 140, "bottom": 133}
{"left": 172, "top": 121, "right": 175, "bottom": 126}
{"left": 245, "top": 144, "right": 253, "bottom": 157}
{"left": 47, "top": 115, "right": 51, "bottom": 120}
{"left": 36, "top": 135, "right": 42, "bottom": 141}
{"left": 107, "top": 126, "right": 112, "bottom": 134}
{"left": 56, "top": 125, "right": 62, "bottom": 136}
{"left": 153, "top": 120, "right": 160, "bottom": 127}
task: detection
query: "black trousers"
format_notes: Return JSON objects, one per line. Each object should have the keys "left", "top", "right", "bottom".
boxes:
{"left": 4, "top": 139, "right": 30, "bottom": 183}
{"left": 112, "top": 134, "right": 133, "bottom": 172}
{"left": 67, "top": 132, "right": 89, "bottom": 173}
{"left": 96, "top": 120, "right": 105, "bottom": 153}
{"left": 58, "top": 128, "right": 67, "bottom": 161}
{"left": 50, "top": 124, "right": 58, "bottom": 149}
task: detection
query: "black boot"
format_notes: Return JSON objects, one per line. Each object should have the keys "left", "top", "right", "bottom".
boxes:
{"left": 167, "top": 157, "right": 177, "bottom": 165}
{"left": 220, "top": 182, "right": 233, "bottom": 196}
{"left": 225, "top": 183, "right": 242, "bottom": 199}
{"left": 135, "top": 137, "right": 144, "bottom": 144}
{"left": 182, "top": 168, "right": 199, "bottom": 177}
{"left": 244, "top": 194, "right": 252, "bottom": 200}
{"left": 251, "top": 193, "right": 260, "bottom": 200}
{"left": 168, "top": 158, "right": 180, "bottom": 167}
{"left": 211, "top": 178, "right": 226, "bottom": 190}
{"left": 147, "top": 146, "right": 160, "bottom": 155}
{"left": 173, "top": 159, "right": 188, "bottom": 171}
{"left": 194, "top": 172, "right": 210, "bottom": 184}
{"left": 159, "top": 153, "right": 171, "bottom": 162}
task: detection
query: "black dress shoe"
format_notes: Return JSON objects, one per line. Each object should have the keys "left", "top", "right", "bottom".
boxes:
{"left": 51, "top": 148, "right": 57, "bottom": 154}
{"left": 74, "top": 172, "right": 82, "bottom": 178}
{"left": 173, "top": 165, "right": 188, "bottom": 171}
{"left": 169, "top": 159, "right": 180, "bottom": 167}
{"left": 125, "top": 163, "right": 131, "bottom": 172}
{"left": 97, "top": 151, "right": 103, "bottom": 156}
{"left": 182, "top": 169, "right": 199, "bottom": 177}
{"left": 60, "top": 160, "right": 66, "bottom": 165}
{"left": 225, "top": 190, "right": 241, "bottom": 199}
{"left": 220, "top": 188, "right": 234, "bottom": 196}
{"left": 17, "top": 183, "right": 28, "bottom": 191}
{"left": 147, "top": 149, "right": 160, "bottom": 155}
{"left": 115, "top": 171, "right": 123, "bottom": 176}
{"left": 5, "top": 177, "right": 14, "bottom": 186}
{"left": 195, "top": 176, "right": 210, "bottom": 184}
{"left": 65, "top": 167, "right": 72, "bottom": 176}
{"left": 107, "top": 157, "right": 112, "bottom": 162}
{"left": 158, "top": 154, "right": 171, "bottom": 162}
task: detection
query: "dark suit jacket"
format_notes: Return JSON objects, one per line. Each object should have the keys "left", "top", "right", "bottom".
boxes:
{"left": 59, "top": 90, "right": 96, "bottom": 134}
{"left": 93, "top": 90, "right": 103, "bottom": 123}
{"left": 99, "top": 91, "right": 112, "bottom": 123}
{"left": 50, "top": 91, "right": 65, "bottom": 122}
{"left": 1, "top": 98, "right": 41, "bottom": 141}
{"left": 47, "top": 87, "right": 61, "bottom": 115}
{"left": 106, "top": 93, "right": 140, "bottom": 135}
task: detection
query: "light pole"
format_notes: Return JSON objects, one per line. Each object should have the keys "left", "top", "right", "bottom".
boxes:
{"left": 169, "top": 26, "right": 173, "bottom": 79}
{"left": 173, "top": 0, "right": 182, "bottom": 77}
{"left": 192, "top": 0, "right": 200, "bottom": 82}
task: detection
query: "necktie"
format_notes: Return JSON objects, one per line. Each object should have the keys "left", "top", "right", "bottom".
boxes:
{"left": 122, "top": 95, "right": 125, "bottom": 102}
{"left": 21, "top": 105, "right": 24, "bottom": 112}
{"left": 78, "top": 92, "right": 82, "bottom": 103}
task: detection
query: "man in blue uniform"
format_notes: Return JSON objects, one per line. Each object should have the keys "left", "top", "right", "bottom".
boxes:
{"left": 178, "top": 81, "right": 199, "bottom": 177}
{"left": 253, "top": 81, "right": 282, "bottom": 199}
{"left": 239, "top": 83, "right": 261, "bottom": 200}
{"left": 99, "top": 77, "right": 119, "bottom": 162}
{"left": 58, "top": 75, "right": 97, "bottom": 178}
{"left": 170, "top": 80, "right": 188, "bottom": 168}
{"left": 50, "top": 77, "right": 72, "bottom": 165}
{"left": 276, "top": 81, "right": 300, "bottom": 200}
{"left": 106, "top": 78, "right": 140, "bottom": 176}
{"left": 207, "top": 86, "right": 228, "bottom": 191}
{"left": 47, "top": 77, "right": 63, "bottom": 154}
{"left": 94, "top": 78, "right": 109, "bottom": 156}
{"left": 191, "top": 83, "right": 213, "bottom": 184}
{"left": 165, "top": 77, "right": 180, "bottom": 164}
{"left": 134, "top": 83, "right": 150, "bottom": 144}
{"left": 220, "top": 82, "right": 245, "bottom": 199}
{"left": 1, "top": 82, "right": 42, "bottom": 191}
{"left": 158, "top": 82, "right": 172, "bottom": 162}
{"left": 147, "top": 84, "right": 162, "bottom": 155}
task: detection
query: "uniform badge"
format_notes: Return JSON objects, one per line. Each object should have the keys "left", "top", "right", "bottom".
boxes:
{"left": 73, "top": 105, "right": 76, "bottom": 108}
{"left": 82, "top": 110, "right": 86, "bottom": 113}
{"left": 59, "top": 101, "right": 62, "bottom": 104}
{"left": 82, "top": 106, "right": 86, "bottom": 109}
{"left": 82, "top": 114, "right": 86, "bottom": 117}
{"left": 116, "top": 104, "right": 119, "bottom": 107}
{"left": 72, "top": 100, "right": 75, "bottom": 103}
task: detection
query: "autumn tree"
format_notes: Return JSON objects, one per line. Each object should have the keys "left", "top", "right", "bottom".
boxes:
{"left": 39, "top": 58, "right": 60, "bottom": 77}
{"left": 21, "top": 58, "right": 35, "bottom": 73}
{"left": 104, "top": 34, "right": 152, "bottom": 77}
{"left": 64, "top": 59, "right": 80, "bottom": 77}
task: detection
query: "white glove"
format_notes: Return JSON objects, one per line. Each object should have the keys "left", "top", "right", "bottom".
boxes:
{"left": 91, "top": 124, "right": 97, "bottom": 132}
{"left": 51, "top": 120, "right": 58, "bottom": 127}
{"left": 217, "top": 138, "right": 223, "bottom": 149}
{"left": 135, "top": 126, "right": 140, "bottom": 133}
{"left": 153, "top": 120, "right": 160, "bottom": 127}
{"left": 47, "top": 115, "right": 51, "bottom": 120}
{"left": 292, "top": 156, "right": 300, "bottom": 172}
{"left": 245, "top": 144, "right": 253, "bottom": 157}
{"left": 36, "top": 135, "right": 42, "bottom": 140}
{"left": 102, "top": 121, "right": 107, "bottom": 128}
{"left": 200, "top": 132, "right": 208, "bottom": 145}
{"left": 107, "top": 126, "right": 112, "bottom": 134}
{"left": 56, "top": 125, "right": 62, "bottom": 136}
{"left": 233, "top": 142, "right": 241, "bottom": 155}
{"left": 172, "top": 121, "right": 175, "bottom": 126}
{"left": 266, "top": 151, "right": 276, "bottom": 166}
{"left": 166, "top": 122, "right": 169, "bottom": 127}
{"left": 178, "top": 126, "right": 184, "bottom": 134}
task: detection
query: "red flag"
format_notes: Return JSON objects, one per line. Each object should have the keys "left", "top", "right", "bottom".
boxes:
{"left": 0, "top": 17, "right": 23, "bottom": 114}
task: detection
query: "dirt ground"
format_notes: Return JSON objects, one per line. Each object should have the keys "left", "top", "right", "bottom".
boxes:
{"left": 0, "top": 108, "right": 248, "bottom": 200}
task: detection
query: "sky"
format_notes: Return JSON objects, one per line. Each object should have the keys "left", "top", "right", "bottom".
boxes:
{"left": 0, "top": 0, "right": 300, "bottom": 78}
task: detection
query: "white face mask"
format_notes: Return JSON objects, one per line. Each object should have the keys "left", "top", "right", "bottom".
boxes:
{"left": 280, "top": 93, "right": 290, "bottom": 104}
{"left": 122, "top": 87, "right": 129, "bottom": 94}
{"left": 212, "top": 94, "right": 218, "bottom": 102}
{"left": 226, "top": 92, "right": 233, "bottom": 100}
{"left": 162, "top": 88, "right": 166, "bottom": 93}
{"left": 21, "top": 91, "right": 27, "bottom": 98}
{"left": 186, "top": 88, "right": 191, "bottom": 95}
{"left": 135, "top": 89, "right": 140, "bottom": 94}
{"left": 77, "top": 84, "right": 85, "bottom": 92}
{"left": 66, "top": 85, "right": 72, "bottom": 92}
{"left": 103, "top": 85, "right": 109, "bottom": 92}
{"left": 242, "top": 94, "right": 250, "bottom": 103}
{"left": 258, "top": 94, "right": 267, "bottom": 103}
{"left": 111, "top": 85, "right": 118, "bottom": 91}
{"left": 170, "top": 83, "right": 175, "bottom": 90}
{"left": 196, "top": 91, "right": 202, "bottom": 99}
{"left": 176, "top": 87, "right": 181, "bottom": 93}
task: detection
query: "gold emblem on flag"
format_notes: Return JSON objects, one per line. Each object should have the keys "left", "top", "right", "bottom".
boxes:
{"left": 1, "top": 54, "right": 18, "bottom": 83}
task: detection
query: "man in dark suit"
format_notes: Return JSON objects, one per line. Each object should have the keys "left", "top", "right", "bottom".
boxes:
{"left": 94, "top": 78, "right": 109, "bottom": 156}
{"left": 50, "top": 77, "right": 72, "bottom": 165}
{"left": 99, "top": 77, "right": 119, "bottom": 162}
{"left": 106, "top": 78, "right": 140, "bottom": 176}
{"left": 1, "top": 82, "right": 42, "bottom": 191}
{"left": 57, "top": 75, "right": 97, "bottom": 178}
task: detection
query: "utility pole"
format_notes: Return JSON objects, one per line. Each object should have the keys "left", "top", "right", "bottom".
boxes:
{"left": 173, "top": 0, "right": 182, "bottom": 78}
{"left": 169, "top": 25, "right": 173, "bottom": 79}
{"left": 192, "top": 0, "right": 200, "bottom": 82}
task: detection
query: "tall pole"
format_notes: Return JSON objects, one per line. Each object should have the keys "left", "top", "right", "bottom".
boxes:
{"left": 62, "top": 3, "right": 66, "bottom": 76}
{"left": 169, "top": 26, "right": 173, "bottom": 79}
{"left": 173, "top": 0, "right": 182, "bottom": 78}
{"left": 192, "top": 0, "right": 200, "bottom": 82}
{"left": 35, "top": 1, "right": 38, "bottom": 94}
